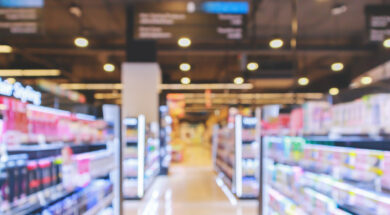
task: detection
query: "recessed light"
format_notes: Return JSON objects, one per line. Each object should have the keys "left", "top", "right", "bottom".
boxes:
{"left": 69, "top": 2, "right": 83, "bottom": 17}
{"left": 74, "top": 37, "right": 89, "bottom": 48}
{"left": 103, "top": 63, "right": 115, "bottom": 72}
{"left": 331, "top": 3, "right": 348, "bottom": 16}
{"left": 179, "top": 63, "right": 191, "bottom": 72}
{"left": 269, "top": 38, "right": 284, "bottom": 49}
{"left": 331, "top": 62, "right": 344, "bottom": 72}
{"left": 298, "top": 77, "right": 309, "bottom": 86}
{"left": 181, "top": 77, "right": 191, "bottom": 85}
{"left": 246, "top": 62, "right": 259, "bottom": 71}
{"left": 178, "top": 37, "right": 191, "bottom": 48}
{"left": 361, "top": 76, "right": 372, "bottom": 85}
{"left": 329, "top": 87, "right": 339, "bottom": 96}
{"left": 234, "top": 77, "right": 244, "bottom": 85}
{"left": 383, "top": 38, "right": 390, "bottom": 48}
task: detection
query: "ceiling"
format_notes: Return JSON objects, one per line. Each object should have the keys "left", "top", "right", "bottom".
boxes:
{"left": 1, "top": 0, "right": 390, "bottom": 104}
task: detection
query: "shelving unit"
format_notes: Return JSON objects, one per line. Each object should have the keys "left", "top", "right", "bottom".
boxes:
{"left": 262, "top": 136, "right": 390, "bottom": 215}
{"left": 215, "top": 126, "right": 235, "bottom": 189}
{"left": 0, "top": 98, "right": 118, "bottom": 215}
{"left": 122, "top": 115, "right": 160, "bottom": 200}
{"left": 215, "top": 114, "right": 260, "bottom": 199}
{"left": 159, "top": 105, "right": 172, "bottom": 175}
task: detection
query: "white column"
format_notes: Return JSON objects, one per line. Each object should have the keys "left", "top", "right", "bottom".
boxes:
{"left": 121, "top": 62, "right": 161, "bottom": 122}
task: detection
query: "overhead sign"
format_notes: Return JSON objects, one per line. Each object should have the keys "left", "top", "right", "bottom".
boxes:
{"left": 0, "top": 78, "right": 42, "bottom": 105}
{"left": 365, "top": 5, "right": 390, "bottom": 42}
{"left": 0, "top": 0, "right": 44, "bottom": 8}
{"left": 0, "top": 1, "right": 42, "bottom": 35}
{"left": 133, "top": 2, "right": 247, "bottom": 40}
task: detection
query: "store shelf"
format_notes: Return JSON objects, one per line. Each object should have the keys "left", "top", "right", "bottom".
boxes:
{"left": 304, "top": 135, "right": 390, "bottom": 151}
{"left": 4, "top": 185, "right": 70, "bottom": 215}
{"left": 83, "top": 192, "right": 114, "bottom": 215}
{"left": 216, "top": 158, "right": 233, "bottom": 180}
{"left": 126, "top": 141, "right": 137, "bottom": 147}
{"left": 264, "top": 136, "right": 390, "bottom": 214}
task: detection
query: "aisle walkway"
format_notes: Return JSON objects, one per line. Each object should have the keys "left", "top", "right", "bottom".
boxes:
{"left": 124, "top": 145, "right": 257, "bottom": 215}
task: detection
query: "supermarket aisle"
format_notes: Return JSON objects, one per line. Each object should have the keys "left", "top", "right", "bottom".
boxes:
{"left": 124, "top": 145, "right": 257, "bottom": 215}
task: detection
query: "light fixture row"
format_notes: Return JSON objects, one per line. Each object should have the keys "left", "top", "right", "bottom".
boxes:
{"left": 180, "top": 76, "right": 246, "bottom": 85}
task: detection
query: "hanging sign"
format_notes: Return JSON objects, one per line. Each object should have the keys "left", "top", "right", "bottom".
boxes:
{"left": 133, "top": 2, "right": 247, "bottom": 40}
{"left": 0, "top": 0, "right": 43, "bottom": 35}
{"left": 366, "top": 5, "right": 390, "bottom": 42}
{"left": 0, "top": 78, "right": 41, "bottom": 105}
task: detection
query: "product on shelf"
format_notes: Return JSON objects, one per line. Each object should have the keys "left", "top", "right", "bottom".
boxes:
{"left": 215, "top": 114, "right": 260, "bottom": 199}
{"left": 264, "top": 136, "right": 390, "bottom": 215}
{"left": 122, "top": 116, "right": 160, "bottom": 199}
{"left": 40, "top": 179, "right": 113, "bottom": 215}
{"left": 0, "top": 96, "right": 108, "bottom": 145}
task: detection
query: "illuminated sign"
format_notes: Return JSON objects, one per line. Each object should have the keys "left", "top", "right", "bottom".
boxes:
{"left": 0, "top": 0, "right": 44, "bottom": 8}
{"left": 0, "top": 78, "right": 41, "bottom": 105}
{"left": 201, "top": 1, "right": 249, "bottom": 14}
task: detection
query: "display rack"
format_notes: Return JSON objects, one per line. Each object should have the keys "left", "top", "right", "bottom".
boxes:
{"left": 0, "top": 95, "right": 118, "bottom": 215}
{"left": 215, "top": 114, "right": 260, "bottom": 199}
{"left": 123, "top": 115, "right": 160, "bottom": 199}
{"left": 262, "top": 136, "right": 390, "bottom": 215}
{"left": 0, "top": 145, "right": 116, "bottom": 215}
{"left": 159, "top": 105, "right": 172, "bottom": 175}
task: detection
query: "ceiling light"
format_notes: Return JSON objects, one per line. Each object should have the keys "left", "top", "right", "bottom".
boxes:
{"left": 181, "top": 77, "right": 191, "bottom": 85}
{"left": 0, "top": 69, "right": 61, "bottom": 77}
{"left": 329, "top": 87, "right": 339, "bottom": 96}
{"left": 60, "top": 83, "right": 122, "bottom": 90}
{"left": 246, "top": 62, "right": 259, "bottom": 71}
{"left": 69, "top": 2, "right": 83, "bottom": 18}
{"left": 178, "top": 37, "right": 191, "bottom": 48}
{"left": 74, "top": 37, "right": 89, "bottom": 48}
{"left": 331, "top": 62, "right": 344, "bottom": 72}
{"left": 234, "top": 77, "right": 244, "bottom": 85}
{"left": 94, "top": 92, "right": 121, "bottom": 100}
{"left": 383, "top": 38, "right": 390, "bottom": 48}
{"left": 331, "top": 3, "right": 348, "bottom": 16}
{"left": 159, "top": 83, "right": 253, "bottom": 90}
{"left": 179, "top": 63, "right": 191, "bottom": 72}
{"left": 187, "top": 2, "right": 196, "bottom": 13}
{"left": 360, "top": 76, "right": 372, "bottom": 85}
{"left": 0, "top": 45, "right": 12, "bottom": 53}
{"left": 103, "top": 63, "right": 115, "bottom": 72}
{"left": 298, "top": 77, "right": 309, "bottom": 86}
{"left": 269, "top": 38, "right": 284, "bottom": 49}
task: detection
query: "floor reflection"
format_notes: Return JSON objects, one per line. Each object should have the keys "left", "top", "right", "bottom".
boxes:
{"left": 124, "top": 145, "right": 258, "bottom": 215}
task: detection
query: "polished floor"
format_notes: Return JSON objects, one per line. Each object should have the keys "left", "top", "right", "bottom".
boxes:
{"left": 124, "top": 144, "right": 258, "bottom": 215}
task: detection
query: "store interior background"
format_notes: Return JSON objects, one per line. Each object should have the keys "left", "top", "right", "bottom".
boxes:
{"left": 1, "top": 0, "right": 390, "bottom": 214}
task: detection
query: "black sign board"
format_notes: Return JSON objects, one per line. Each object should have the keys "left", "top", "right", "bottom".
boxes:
{"left": 133, "top": 2, "right": 246, "bottom": 40}
{"left": 366, "top": 5, "right": 390, "bottom": 42}
{"left": 0, "top": 8, "right": 42, "bottom": 35}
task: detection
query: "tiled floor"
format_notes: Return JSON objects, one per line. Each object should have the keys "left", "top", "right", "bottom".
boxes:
{"left": 124, "top": 144, "right": 258, "bottom": 215}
